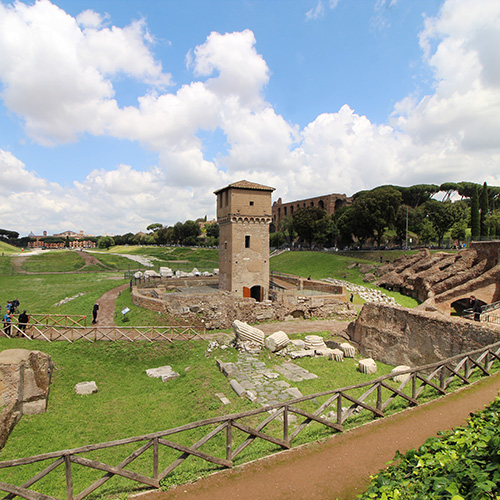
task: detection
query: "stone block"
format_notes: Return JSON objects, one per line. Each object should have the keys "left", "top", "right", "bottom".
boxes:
{"left": 75, "top": 381, "right": 98, "bottom": 395}
{"left": 285, "top": 387, "right": 303, "bottom": 399}
{"left": 265, "top": 331, "right": 290, "bottom": 352}
{"left": 340, "top": 343, "right": 356, "bottom": 358}
{"left": 391, "top": 365, "right": 412, "bottom": 384}
{"left": 358, "top": 358, "right": 377, "bottom": 374}
{"left": 289, "top": 349, "right": 315, "bottom": 359}
{"left": 328, "top": 348, "right": 344, "bottom": 362}
{"left": 229, "top": 379, "right": 247, "bottom": 397}
{"left": 146, "top": 366, "right": 180, "bottom": 382}
{"left": 233, "top": 320, "right": 265, "bottom": 345}
{"left": 215, "top": 393, "right": 231, "bottom": 405}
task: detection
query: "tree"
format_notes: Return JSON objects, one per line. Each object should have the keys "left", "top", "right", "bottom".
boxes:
{"left": 419, "top": 219, "right": 437, "bottom": 245}
{"left": 471, "top": 184, "right": 480, "bottom": 240}
{"left": 292, "top": 207, "right": 330, "bottom": 248}
{"left": 279, "top": 216, "right": 296, "bottom": 247}
{"left": 146, "top": 223, "right": 163, "bottom": 233}
{"left": 399, "top": 184, "right": 439, "bottom": 208}
{"left": 423, "top": 200, "right": 457, "bottom": 247}
{"left": 97, "top": 236, "right": 115, "bottom": 249}
{"left": 480, "top": 182, "right": 489, "bottom": 239}
{"left": 352, "top": 186, "right": 402, "bottom": 247}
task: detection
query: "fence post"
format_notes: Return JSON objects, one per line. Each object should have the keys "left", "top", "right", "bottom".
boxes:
{"left": 153, "top": 438, "right": 159, "bottom": 480}
{"left": 336, "top": 393, "right": 343, "bottom": 425}
{"left": 376, "top": 383, "right": 383, "bottom": 412}
{"left": 64, "top": 455, "right": 73, "bottom": 500}
{"left": 226, "top": 420, "right": 232, "bottom": 462}
{"left": 283, "top": 406, "right": 289, "bottom": 445}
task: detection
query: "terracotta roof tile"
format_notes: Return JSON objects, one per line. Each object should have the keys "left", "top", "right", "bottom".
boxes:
{"left": 214, "top": 180, "right": 275, "bottom": 194}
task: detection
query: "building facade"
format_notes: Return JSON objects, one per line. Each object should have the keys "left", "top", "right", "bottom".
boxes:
{"left": 215, "top": 180, "right": 275, "bottom": 301}
{"left": 272, "top": 193, "right": 351, "bottom": 229}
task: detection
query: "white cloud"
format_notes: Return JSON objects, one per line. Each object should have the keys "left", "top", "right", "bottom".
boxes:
{"left": 1, "top": 0, "right": 500, "bottom": 236}
{"left": 0, "top": 0, "right": 170, "bottom": 144}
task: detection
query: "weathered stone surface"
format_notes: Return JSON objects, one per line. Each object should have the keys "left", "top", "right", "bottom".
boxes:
{"left": 358, "top": 358, "right": 377, "bottom": 374}
{"left": 290, "top": 339, "right": 305, "bottom": 349}
{"left": 215, "top": 393, "right": 231, "bottom": 405}
{"left": 265, "top": 331, "right": 289, "bottom": 352}
{"left": 304, "top": 335, "right": 327, "bottom": 350}
{"left": 285, "top": 387, "right": 303, "bottom": 399}
{"left": 289, "top": 349, "right": 315, "bottom": 359}
{"left": 233, "top": 320, "right": 265, "bottom": 345}
{"left": 75, "top": 381, "right": 98, "bottom": 395}
{"left": 328, "top": 348, "right": 344, "bottom": 362}
{"left": 391, "top": 365, "right": 412, "bottom": 384}
{"left": 374, "top": 242, "right": 500, "bottom": 313}
{"left": 347, "top": 302, "right": 500, "bottom": 366}
{"left": 340, "top": 343, "right": 356, "bottom": 358}
{"left": 229, "top": 379, "right": 247, "bottom": 397}
{"left": 146, "top": 365, "right": 180, "bottom": 382}
{"left": 0, "top": 349, "right": 53, "bottom": 449}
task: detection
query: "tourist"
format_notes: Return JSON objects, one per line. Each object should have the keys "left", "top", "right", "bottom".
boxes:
{"left": 18, "top": 310, "right": 29, "bottom": 336}
{"left": 350, "top": 293, "right": 354, "bottom": 303}
{"left": 469, "top": 296, "right": 482, "bottom": 322}
{"left": 11, "top": 298, "right": 20, "bottom": 314}
{"left": 3, "top": 312, "right": 12, "bottom": 336}
{"left": 92, "top": 302, "right": 99, "bottom": 324}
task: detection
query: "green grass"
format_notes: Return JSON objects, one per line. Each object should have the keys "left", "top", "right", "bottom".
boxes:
{"left": 0, "top": 241, "right": 20, "bottom": 256}
{"left": 0, "top": 274, "right": 127, "bottom": 316}
{"left": 19, "top": 251, "right": 86, "bottom": 273}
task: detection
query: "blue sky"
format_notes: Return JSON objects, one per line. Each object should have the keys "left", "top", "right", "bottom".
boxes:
{"left": 1, "top": 0, "right": 499, "bottom": 236}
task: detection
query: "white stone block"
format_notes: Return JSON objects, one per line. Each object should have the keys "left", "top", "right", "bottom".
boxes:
{"left": 358, "top": 358, "right": 377, "bottom": 374}
{"left": 75, "top": 381, "right": 98, "bottom": 395}
{"left": 328, "top": 348, "right": 344, "bottom": 362}
{"left": 146, "top": 365, "right": 180, "bottom": 382}
{"left": 265, "top": 331, "right": 290, "bottom": 352}
{"left": 340, "top": 343, "right": 356, "bottom": 358}
{"left": 391, "top": 365, "right": 412, "bottom": 384}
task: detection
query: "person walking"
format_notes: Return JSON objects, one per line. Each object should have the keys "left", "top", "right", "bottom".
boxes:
{"left": 3, "top": 312, "right": 12, "bottom": 336}
{"left": 469, "top": 296, "right": 482, "bottom": 322}
{"left": 18, "top": 310, "right": 29, "bottom": 336}
{"left": 92, "top": 303, "right": 99, "bottom": 324}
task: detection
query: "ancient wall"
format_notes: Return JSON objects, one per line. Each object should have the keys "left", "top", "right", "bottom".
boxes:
{"left": 158, "top": 292, "right": 356, "bottom": 330}
{"left": 347, "top": 302, "right": 500, "bottom": 367}
{"left": 0, "top": 349, "right": 53, "bottom": 449}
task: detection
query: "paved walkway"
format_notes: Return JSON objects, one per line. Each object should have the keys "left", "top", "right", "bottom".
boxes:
{"left": 136, "top": 372, "right": 500, "bottom": 500}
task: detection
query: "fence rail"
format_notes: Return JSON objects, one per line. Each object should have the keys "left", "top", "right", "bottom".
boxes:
{"left": 3, "top": 324, "right": 204, "bottom": 342}
{"left": 1, "top": 340, "right": 500, "bottom": 500}
{"left": 12, "top": 314, "right": 88, "bottom": 328}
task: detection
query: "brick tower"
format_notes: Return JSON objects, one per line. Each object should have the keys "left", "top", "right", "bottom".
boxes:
{"left": 214, "top": 180, "right": 275, "bottom": 301}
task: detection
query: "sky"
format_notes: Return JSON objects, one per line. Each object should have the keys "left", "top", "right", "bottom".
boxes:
{"left": 1, "top": 0, "right": 500, "bottom": 237}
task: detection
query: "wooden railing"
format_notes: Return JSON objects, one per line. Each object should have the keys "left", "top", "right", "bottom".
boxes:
{"left": 1, "top": 341, "right": 499, "bottom": 500}
{"left": 16, "top": 314, "right": 88, "bottom": 328}
{"left": 4, "top": 325, "right": 204, "bottom": 342}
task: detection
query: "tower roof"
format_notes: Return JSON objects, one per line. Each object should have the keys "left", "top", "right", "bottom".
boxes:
{"left": 214, "top": 180, "right": 275, "bottom": 194}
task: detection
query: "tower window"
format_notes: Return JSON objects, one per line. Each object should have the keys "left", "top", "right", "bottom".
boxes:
{"left": 245, "top": 235, "right": 250, "bottom": 248}
{"left": 250, "top": 201, "right": 254, "bottom": 206}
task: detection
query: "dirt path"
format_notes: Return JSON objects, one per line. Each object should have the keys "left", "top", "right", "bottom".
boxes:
{"left": 95, "top": 283, "right": 129, "bottom": 326}
{"left": 135, "top": 373, "right": 500, "bottom": 500}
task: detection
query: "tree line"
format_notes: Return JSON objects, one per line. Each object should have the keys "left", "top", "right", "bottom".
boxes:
{"left": 271, "top": 182, "right": 500, "bottom": 250}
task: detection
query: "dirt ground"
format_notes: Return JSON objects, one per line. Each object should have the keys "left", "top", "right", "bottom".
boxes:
{"left": 134, "top": 373, "right": 500, "bottom": 500}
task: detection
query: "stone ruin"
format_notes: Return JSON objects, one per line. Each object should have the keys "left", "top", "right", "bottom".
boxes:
{"left": 0, "top": 349, "right": 53, "bottom": 449}
{"left": 373, "top": 241, "right": 500, "bottom": 314}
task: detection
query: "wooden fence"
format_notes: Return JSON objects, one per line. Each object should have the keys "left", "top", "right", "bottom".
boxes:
{"left": 1, "top": 340, "right": 499, "bottom": 500}
{"left": 5, "top": 324, "right": 204, "bottom": 342}
{"left": 14, "top": 314, "right": 88, "bottom": 328}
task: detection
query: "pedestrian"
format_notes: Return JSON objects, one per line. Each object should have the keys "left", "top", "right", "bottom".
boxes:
{"left": 92, "top": 303, "right": 99, "bottom": 324}
{"left": 350, "top": 293, "right": 354, "bottom": 303}
{"left": 11, "top": 298, "right": 20, "bottom": 314}
{"left": 469, "top": 296, "right": 482, "bottom": 322}
{"left": 3, "top": 312, "right": 12, "bottom": 336}
{"left": 18, "top": 310, "right": 29, "bottom": 336}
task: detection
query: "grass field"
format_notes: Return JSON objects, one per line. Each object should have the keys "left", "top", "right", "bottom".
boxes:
{"left": 0, "top": 246, "right": 427, "bottom": 497}
{"left": 0, "top": 334, "right": 408, "bottom": 497}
